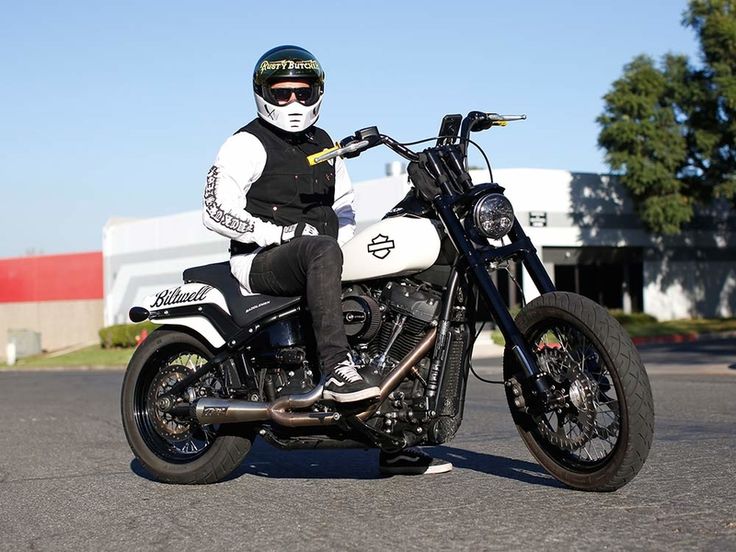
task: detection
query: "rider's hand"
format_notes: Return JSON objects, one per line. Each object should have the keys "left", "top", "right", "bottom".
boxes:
{"left": 339, "top": 137, "right": 361, "bottom": 159}
{"left": 281, "top": 222, "right": 319, "bottom": 243}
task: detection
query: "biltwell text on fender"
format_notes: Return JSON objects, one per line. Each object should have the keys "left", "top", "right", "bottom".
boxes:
{"left": 142, "top": 283, "right": 230, "bottom": 314}
{"left": 129, "top": 283, "right": 232, "bottom": 349}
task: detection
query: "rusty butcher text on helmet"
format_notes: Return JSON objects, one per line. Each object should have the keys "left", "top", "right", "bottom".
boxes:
{"left": 259, "top": 59, "right": 320, "bottom": 73}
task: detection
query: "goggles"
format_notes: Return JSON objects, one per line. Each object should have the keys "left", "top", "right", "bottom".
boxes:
{"left": 265, "top": 84, "right": 320, "bottom": 106}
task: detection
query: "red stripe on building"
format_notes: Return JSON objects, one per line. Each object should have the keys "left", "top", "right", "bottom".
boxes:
{"left": 0, "top": 252, "right": 103, "bottom": 303}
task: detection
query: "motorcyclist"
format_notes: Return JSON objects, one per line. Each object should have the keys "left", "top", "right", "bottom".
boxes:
{"left": 202, "top": 45, "right": 451, "bottom": 475}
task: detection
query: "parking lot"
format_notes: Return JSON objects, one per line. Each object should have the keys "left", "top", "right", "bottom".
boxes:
{"left": 1, "top": 339, "right": 734, "bottom": 551}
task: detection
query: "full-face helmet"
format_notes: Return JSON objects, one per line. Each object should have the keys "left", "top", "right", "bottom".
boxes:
{"left": 253, "top": 45, "right": 325, "bottom": 133}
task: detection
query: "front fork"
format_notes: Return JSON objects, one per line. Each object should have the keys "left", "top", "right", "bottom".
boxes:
{"left": 433, "top": 197, "right": 562, "bottom": 409}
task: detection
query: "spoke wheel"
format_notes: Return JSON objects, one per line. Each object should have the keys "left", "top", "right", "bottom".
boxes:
{"left": 136, "top": 355, "right": 220, "bottom": 463}
{"left": 503, "top": 292, "right": 654, "bottom": 492}
{"left": 122, "top": 327, "right": 255, "bottom": 484}
{"left": 530, "top": 325, "right": 620, "bottom": 468}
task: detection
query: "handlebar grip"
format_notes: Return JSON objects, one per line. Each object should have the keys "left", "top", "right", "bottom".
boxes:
{"left": 307, "top": 143, "right": 341, "bottom": 166}
{"left": 486, "top": 113, "right": 527, "bottom": 125}
{"left": 306, "top": 139, "right": 372, "bottom": 166}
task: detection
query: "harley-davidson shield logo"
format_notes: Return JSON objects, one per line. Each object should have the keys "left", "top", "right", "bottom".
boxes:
{"left": 367, "top": 234, "right": 395, "bottom": 259}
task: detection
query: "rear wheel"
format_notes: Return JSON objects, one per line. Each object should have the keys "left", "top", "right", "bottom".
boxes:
{"left": 503, "top": 292, "right": 654, "bottom": 491}
{"left": 121, "top": 327, "right": 254, "bottom": 484}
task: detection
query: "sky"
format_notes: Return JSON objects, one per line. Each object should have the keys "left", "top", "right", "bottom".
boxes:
{"left": 0, "top": 0, "right": 701, "bottom": 258}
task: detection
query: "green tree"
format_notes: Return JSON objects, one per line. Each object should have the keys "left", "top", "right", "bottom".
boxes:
{"left": 597, "top": 0, "right": 736, "bottom": 234}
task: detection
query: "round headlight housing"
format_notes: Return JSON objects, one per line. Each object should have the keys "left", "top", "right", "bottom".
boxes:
{"left": 472, "top": 193, "right": 515, "bottom": 240}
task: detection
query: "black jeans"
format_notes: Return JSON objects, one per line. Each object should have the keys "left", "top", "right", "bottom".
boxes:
{"left": 248, "top": 236, "right": 348, "bottom": 372}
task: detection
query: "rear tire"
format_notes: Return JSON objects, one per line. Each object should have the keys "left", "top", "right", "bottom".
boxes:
{"left": 121, "top": 327, "right": 254, "bottom": 484}
{"left": 503, "top": 292, "right": 654, "bottom": 491}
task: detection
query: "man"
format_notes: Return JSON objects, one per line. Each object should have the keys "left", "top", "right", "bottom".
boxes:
{"left": 203, "top": 45, "right": 451, "bottom": 475}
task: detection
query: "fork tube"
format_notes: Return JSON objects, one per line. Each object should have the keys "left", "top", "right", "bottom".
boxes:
{"left": 433, "top": 195, "right": 522, "bottom": 345}
{"left": 508, "top": 220, "right": 555, "bottom": 294}
{"left": 433, "top": 196, "right": 552, "bottom": 397}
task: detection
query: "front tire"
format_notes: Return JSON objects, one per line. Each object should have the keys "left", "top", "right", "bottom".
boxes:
{"left": 503, "top": 292, "right": 654, "bottom": 491}
{"left": 121, "top": 327, "right": 254, "bottom": 484}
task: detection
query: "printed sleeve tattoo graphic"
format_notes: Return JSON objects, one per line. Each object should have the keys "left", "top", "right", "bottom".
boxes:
{"left": 204, "top": 166, "right": 255, "bottom": 233}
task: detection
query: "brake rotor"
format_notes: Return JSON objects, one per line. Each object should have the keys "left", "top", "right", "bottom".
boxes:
{"left": 534, "top": 347, "right": 598, "bottom": 451}
{"left": 147, "top": 365, "right": 194, "bottom": 440}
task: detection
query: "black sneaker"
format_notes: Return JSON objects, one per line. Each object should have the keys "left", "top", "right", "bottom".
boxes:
{"left": 322, "top": 360, "right": 380, "bottom": 403}
{"left": 379, "top": 448, "right": 453, "bottom": 475}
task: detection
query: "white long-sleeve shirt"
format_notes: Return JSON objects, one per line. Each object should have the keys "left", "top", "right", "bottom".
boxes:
{"left": 203, "top": 129, "right": 356, "bottom": 293}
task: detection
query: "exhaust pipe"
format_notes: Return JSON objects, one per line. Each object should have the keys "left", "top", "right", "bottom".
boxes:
{"left": 194, "top": 328, "right": 437, "bottom": 427}
{"left": 194, "top": 385, "right": 339, "bottom": 426}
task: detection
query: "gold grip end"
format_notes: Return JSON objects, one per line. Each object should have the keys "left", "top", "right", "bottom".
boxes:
{"left": 307, "top": 143, "right": 340, "bottom": 166}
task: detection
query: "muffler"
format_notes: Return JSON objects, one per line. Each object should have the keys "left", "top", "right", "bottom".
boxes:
{"left": 193, "top": 328, "right": 437, "bottom": 427}
{"left": 194, "top": 384, "right": 339, "bottom": 427}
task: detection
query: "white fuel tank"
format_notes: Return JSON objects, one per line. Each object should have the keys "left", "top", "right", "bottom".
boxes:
{"left": 341, "top": 217, "right": 442, "bottom": 282}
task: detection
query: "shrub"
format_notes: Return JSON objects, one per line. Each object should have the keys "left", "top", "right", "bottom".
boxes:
{"left": 609, "top": 310, "right": 658, "bottom": 325}
{"left": 99, "top": 322, "right": 157, "bottom": 348}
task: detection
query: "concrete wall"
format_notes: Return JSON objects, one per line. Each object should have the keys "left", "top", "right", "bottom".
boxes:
{"left": 0, "top": 299, "right": 103, "bottom": 360}
{"left": 644, "top": 260, "right": 736, "bottom": 320}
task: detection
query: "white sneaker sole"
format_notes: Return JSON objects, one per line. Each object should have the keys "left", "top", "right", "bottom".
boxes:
{"left": 379, "top": 462, "right": 454, "bottom": 475}
{"left": 322, "top": 386, "right": 380, "bottom": 403}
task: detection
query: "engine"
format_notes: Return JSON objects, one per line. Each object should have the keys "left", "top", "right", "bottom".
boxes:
{"left": 341, "top": 280, "right": 468, "bottom": 446}
{"left": 243, "top": 279, "right": 466, "bottom": 448}
{"left": 342, "top": 281, "right": 440, "bottom": 367}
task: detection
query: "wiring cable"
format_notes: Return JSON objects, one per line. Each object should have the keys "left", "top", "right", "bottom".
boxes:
{"left": 395, "top": 135, "right": 494, "bottom": 182}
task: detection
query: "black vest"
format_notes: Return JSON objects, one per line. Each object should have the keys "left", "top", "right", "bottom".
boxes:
{"left": 230, "top": 118, "right": 337, "bottom": 255}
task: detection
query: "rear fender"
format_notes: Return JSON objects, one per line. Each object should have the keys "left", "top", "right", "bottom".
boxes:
{"left": 130, "top": 283, "right": 231, "bottom": 349}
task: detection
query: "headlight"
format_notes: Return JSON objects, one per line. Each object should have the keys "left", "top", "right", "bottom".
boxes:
{"left": 472, "top": 193, "right": 515, "bottom": 239}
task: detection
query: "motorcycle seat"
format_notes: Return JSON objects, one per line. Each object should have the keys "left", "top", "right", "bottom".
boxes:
{"left": 183, "top": 261, "right": 301, "bottom": 327}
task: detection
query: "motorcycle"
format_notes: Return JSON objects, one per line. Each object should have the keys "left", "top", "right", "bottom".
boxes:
{"left": 121, "top": 111, "right": 654, "bottom": 490}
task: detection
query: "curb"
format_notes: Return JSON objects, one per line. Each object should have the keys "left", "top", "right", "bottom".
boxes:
{"left": 632, "top": 330, "right": 736, "bottom": 346}
{"left": 0, "top": 364, "right": 126, "bottom": 373}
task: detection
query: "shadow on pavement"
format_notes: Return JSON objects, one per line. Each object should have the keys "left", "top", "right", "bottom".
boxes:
{"left": 432, "top": 446, "right": 563, "bottom": 488}
{"left": 130, "top": 459, "right": 159, "bottom": 482}
{"left": 129, "top": 441, "right": 561, "bottom": 488}
{"left": 126, "top": 440, "right": 561, "bottom": 488}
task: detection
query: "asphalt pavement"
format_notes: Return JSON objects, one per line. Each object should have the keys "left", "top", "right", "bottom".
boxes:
{"left": 0, "top": 339, "right": 734, "bottom": 551}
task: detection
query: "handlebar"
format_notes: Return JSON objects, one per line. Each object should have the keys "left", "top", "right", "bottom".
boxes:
{"left": 307, "top": 110, "right": 526, "bottom": 166}
{"left": 306, "top": 139, "right": 371, "bottom": 165}
{"left": 486, "top": 113, "right": 527, "bottom": 125}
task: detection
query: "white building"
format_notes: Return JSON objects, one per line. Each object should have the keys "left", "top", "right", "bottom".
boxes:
{"left": 103, "top": 168, "right": 736, "bottom": 326}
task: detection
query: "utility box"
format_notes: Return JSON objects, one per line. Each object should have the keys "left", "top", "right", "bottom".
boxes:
{"left": 8, "top": 329, "right": 42, "bottom": 359}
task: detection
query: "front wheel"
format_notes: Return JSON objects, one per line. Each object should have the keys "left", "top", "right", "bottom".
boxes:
{"left": 503, "top": 292, "right": 654, "bottom": 491}
{"left": 121, "top": 327, "right": 254, "bottom": 484}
